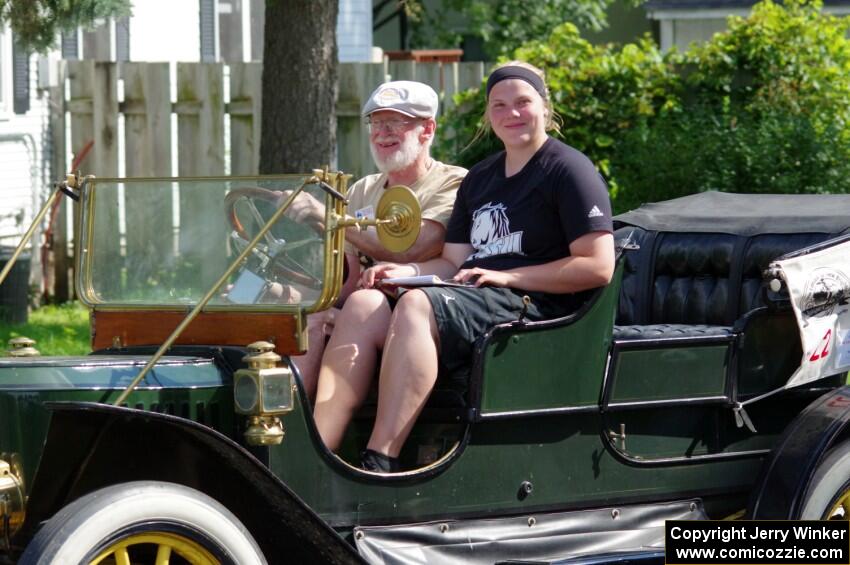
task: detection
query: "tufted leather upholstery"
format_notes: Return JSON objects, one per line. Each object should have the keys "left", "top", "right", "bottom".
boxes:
{"left": 615, "top": 226, "right": 841, "bottom": 336}
{"left": 737, "top": 233, "right": 832, "bottom": 315}
{"left": 613, "top": 324, "right": 733, "bottom": 339}
{"left": 651, "top": 233, "right": 737, "bottom": 325}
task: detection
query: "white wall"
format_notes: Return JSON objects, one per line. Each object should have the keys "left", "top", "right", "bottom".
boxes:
{"left": 337, "top": 0, "right": 374, "bottom": 62}
{"left": 129, "top": 0, "right": 201, "bottom": 62}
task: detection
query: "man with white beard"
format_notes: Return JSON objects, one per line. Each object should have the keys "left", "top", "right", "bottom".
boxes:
{"left": 282, "top": 81, "right": 466, "bottom": 401}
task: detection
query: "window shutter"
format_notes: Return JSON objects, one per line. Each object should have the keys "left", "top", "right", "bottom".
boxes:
{"left": 116, "top": 17, "right": 130, "bottom": 61}
{"left": 61, "top": 30, "right": 79, "bottom": 60}
{"left": 12, "top": 38, "right": 29, "bottom": 114}
{"left": 199, "top": 0, "right": 217, "bottom": 62}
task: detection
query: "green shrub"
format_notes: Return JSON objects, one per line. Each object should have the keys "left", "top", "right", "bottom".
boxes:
{"left": 435, "top": 0, "right": 850, "bottom": 212}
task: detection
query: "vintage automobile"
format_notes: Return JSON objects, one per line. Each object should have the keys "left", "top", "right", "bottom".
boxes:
{"left": 1, "top": 171, "right": 850, "bottom": 565}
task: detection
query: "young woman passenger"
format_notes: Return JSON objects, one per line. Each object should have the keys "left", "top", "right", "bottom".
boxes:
{"left": 312, "top": 61, "right": 615, "bottom": 473}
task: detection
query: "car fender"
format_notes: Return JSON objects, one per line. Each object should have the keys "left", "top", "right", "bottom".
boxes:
{"left": 15, "top": 401, "right": 363, "bottom": 565}
{"left": 748, "top": 385, "right": 850, "bottom": 518}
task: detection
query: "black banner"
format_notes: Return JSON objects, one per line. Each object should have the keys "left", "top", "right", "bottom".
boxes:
{"left": 666, "top": 521, "right": 849, "bottom": 565}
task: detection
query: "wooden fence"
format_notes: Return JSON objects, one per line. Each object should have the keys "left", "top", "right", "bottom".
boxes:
{"left": 49, "top": 59, "right": 486, "bottom": 300}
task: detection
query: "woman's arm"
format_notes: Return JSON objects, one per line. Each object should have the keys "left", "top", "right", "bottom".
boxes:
{"left": 360, "top": 242, "right": 474, "bottom": 288}
{"left": 452, "top": 231, "right": 614, "bottom": 293}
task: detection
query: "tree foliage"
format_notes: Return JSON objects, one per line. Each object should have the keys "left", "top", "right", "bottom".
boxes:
{"left": 435, "top": 0, "right": 850, "bottom": 211}
{"left": 410, "top": 0, "right": 638, "bottom": 59}
{"left": 0, "top": 0, "right": 130, "bottom": 52}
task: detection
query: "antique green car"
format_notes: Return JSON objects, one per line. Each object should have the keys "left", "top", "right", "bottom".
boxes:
{"left": 1, "top": 172, "right": 850, "bottom": 564}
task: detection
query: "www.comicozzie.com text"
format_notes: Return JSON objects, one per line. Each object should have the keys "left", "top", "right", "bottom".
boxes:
{"left": 669, "top": 524, "right": 846, "bottom": 544}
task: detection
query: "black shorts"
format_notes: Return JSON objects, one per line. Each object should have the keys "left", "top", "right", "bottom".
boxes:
{"left": 417, "top": 286, "right": 570, "bottom": 392}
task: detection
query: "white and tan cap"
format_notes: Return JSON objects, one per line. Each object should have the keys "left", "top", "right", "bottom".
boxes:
{"left": 362, "top": 81, "right": 439, "bottom": 119}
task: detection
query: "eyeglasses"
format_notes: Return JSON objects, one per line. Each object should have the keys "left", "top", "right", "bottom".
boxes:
{"left": 365, "top": 117, "right": 421, "bottom": 133}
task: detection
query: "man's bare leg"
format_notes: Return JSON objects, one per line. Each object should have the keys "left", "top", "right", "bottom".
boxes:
{"left": 313, "top": 289, "right": 392, "bottom": 452}
{"left": 290, "top": 309, "right": 337, "bottom": 403}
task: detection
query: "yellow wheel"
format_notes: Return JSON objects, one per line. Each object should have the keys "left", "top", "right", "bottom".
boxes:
{"left": 823, "top": 487, "right": 850, "bottom": 520}
{"left": 20, "top": 481, "right": 266, "bottom": 565}
{"left": 90, "top": 531, "right": 219, "bottom": 564}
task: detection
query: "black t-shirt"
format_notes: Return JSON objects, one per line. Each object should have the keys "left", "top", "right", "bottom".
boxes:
{"left": 445, "top": 137, "right": 613, "bottom": 310}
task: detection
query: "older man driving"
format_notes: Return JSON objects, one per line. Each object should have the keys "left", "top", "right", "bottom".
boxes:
{"left": 285, "top": 81, "right": 466, "bottom": 400}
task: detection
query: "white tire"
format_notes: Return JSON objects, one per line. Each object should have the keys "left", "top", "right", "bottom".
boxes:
{"left": 20, "top": 481, "right": 266, "bottom": 564}
{"left": 800, "top": 442, "right": 850, "bottom": 519}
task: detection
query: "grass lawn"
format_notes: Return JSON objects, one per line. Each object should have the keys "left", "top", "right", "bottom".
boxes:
{"left": 0, "top": 302, "right": 90, "bottom": 356}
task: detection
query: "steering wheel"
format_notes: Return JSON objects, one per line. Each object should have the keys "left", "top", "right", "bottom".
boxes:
{"left": 224, "top": 186, "right": 324, "bottom": 289}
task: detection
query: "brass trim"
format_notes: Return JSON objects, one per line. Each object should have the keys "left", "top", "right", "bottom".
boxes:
{"left": 0, "top": 453, "right": 25, "bottom": 546}
{"left": 310, "top": 171, "right": 350, "bottom": 313}
{"left": 89, "top": 174, "right": 311, "bottom": 183}
{"left": 328, "top": 185, "right": 421, "bottom": 254}
{"left": 243, "top": 415, "right": 285, "bottom": 446}
{"left": 376, "top": 185, "right": 421, "bottom": 252}
{"left": 75, "top": 175, "right": 98, "bottom": 304}
{"left": 7, "top": 336, "right": 39, "bottom": 357}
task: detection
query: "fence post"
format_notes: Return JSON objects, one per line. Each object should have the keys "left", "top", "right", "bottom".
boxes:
{"left": 337, "top": 61, "right": 386, "bottom": 180}
{"left": 176, "top": 62, "right": 227, "bottom": 284}
{"left": 48, "top": 61, "right": 69, "bottom": 302}
{"left": 229, "top": 62, "right": 262, "bottom": 176}
{"left": 123, "top": 62, "right": 174, "bottom": 283}
{"left": 67, "top": 61, "right": 120, "bottom": 297}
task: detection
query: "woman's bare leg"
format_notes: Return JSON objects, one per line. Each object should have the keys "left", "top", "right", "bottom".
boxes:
{"left": 313, "top": 289, "right": 392, "bottom": 451}
{"left": 367, "top": 289, "right": 439, "bottom": 458}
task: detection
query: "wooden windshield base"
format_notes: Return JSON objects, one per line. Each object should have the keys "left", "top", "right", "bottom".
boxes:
{"left": 91, "top": 310, "right": 304, "bottom": 354}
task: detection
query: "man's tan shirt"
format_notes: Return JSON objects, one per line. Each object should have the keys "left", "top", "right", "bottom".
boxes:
{"left": 344, "top": 160, "right": 467, "bottom": 259}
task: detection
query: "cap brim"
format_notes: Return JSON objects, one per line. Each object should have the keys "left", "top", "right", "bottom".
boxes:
{"left": 362, "top": 107, "right": 422, "bottom": 118}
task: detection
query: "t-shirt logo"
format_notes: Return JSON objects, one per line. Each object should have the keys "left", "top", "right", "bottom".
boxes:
{"left": 469, "top": 202, "right": 523, "bottom": 260}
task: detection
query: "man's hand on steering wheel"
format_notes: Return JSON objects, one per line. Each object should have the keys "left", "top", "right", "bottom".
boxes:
{"left": 224, "top": 186, "right": 325, "bottom": 290}
{"left": 274, "top": 190, "right": 325, "bottom": 228}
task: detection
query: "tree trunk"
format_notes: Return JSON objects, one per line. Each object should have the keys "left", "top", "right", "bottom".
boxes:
{"left": 260, "top": 0, "right": 338, "bottom": 174}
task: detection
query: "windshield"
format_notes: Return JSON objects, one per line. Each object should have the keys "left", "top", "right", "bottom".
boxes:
{"left": 76, "top": 174, "right": 345, "bottom": 311}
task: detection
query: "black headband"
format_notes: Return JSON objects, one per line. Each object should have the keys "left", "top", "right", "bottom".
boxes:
{"left": 485, "top": 66, "right": 547, "bottom": 99}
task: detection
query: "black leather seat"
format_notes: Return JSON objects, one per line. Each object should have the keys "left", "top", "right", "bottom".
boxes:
{"left": 614, "top": 226, "right": 838, "bottom": 341}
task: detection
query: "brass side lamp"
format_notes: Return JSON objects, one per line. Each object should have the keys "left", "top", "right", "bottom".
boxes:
{"left": 233, "top": 341, "right": 294, "bottom": 446}
{"left": 0, "top": 453, "right": 24, "bottom": 547}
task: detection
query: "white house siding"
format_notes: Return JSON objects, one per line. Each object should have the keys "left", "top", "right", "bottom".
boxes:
{"left": 647, "top": 4, "right": 850, "bottom": 51}
{"left": 337, "top": 0, "right": 374, "bottom": 62}
{"left": 665, "top": 18, "right": 727, "bottom": 51}
{"left": 0, "top": 47, "right": 52, "bottom": 290}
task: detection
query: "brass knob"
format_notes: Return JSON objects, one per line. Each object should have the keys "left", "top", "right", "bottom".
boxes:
{"left": 7, "top": 337, "right": 39, "bottom": 357}
{"left": 243, "top": 341, "right": 280, "bottom": 369}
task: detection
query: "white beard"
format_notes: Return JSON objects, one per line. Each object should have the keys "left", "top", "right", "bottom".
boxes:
{"left": 370, "top": 126, "right": 426, "bottom": 173}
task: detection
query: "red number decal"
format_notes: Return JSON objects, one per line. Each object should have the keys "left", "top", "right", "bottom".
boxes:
{"left": 828, "top": 396, "right": 850, "bottom": 408}
{"left": 810, "top": 329, "right": 832, "bottom": 362}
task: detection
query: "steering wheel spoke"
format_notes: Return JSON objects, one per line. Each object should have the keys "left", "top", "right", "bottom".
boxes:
{"left": 225, "top": 186, "right": 325, "bottom": 290}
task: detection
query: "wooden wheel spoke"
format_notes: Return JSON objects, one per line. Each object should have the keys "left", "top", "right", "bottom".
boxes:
{"left": 115, "top": 546, "right": 131, "bottom": 565}
{"left": 839, "top": 498, "right": 850, "bottom": 519}
{"left": 155, "top": 543, "right": 172, "bottom": 565}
